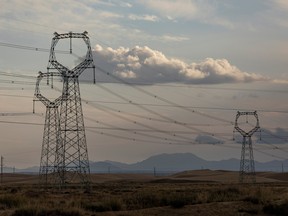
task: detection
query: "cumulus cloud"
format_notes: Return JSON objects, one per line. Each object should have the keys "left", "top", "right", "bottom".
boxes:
{"left": 88, "top": 45, "right": 267, "bottom": 84}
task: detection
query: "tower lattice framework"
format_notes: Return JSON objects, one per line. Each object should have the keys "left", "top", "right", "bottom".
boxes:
{"left": 47, "top": 31, "right": 95, "bottom": 187}
{"left": 234, "top": 111, "right": 260, "bottom": 183}
{"left": 34, "top": 72, "right": 63, "bottom": 186}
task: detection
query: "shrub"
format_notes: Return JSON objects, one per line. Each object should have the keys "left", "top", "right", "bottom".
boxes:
{"left": 124, "top": 191, "right": 162, "bottom": 209}
{"left": 167, "top": 192, "right": 198, "bottom": 208}
{"left": 12, "top": 207, "right": 37, "bottom": 216}
{"left": 83, "top": 202, "right": 108, "bottom": 212}
{"left": 169, "top": 198, "right": 186, "bottom": 209}
{"left": 255, "top": 187, "right": 274, "bottom": 204}
{"left": 263, "top": 201, "right": 288, "bottom": 216}
{"left": 109, "top": 198, "right": 123, "bottom": 211}
{"left": 0, "top": 195, "right": 26, "bottom": 209}
{"left": 207, "top": 187, "right": 241, "bottom": 203}
{"left": 243, "top": 196, "right": 261, "bottom": 204}
{"left": 238, "top": 208, "right": 259, "bottom": 215}
{"left": 82, "top": 198, "right": 123, "bottom": 212}
{"left": 12, "top": 207, "right": 83, "bottom": 216}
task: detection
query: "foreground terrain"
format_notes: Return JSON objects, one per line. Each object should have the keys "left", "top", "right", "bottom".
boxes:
{"left": 0, "top": 170, "right": 287, "bottom": 215}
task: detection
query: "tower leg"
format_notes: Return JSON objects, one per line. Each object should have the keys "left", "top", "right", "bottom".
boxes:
{"left": 39, "top": 107, "right": 62, "bottom": 187}
{"left": 239, "top": 136, "right": 255, "bottom": 183}
{"left": 58, "top": 77, "right": 90, "bottom": 187}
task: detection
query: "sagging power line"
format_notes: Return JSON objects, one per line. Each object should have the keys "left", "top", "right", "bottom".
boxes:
{"left": 0, "top": 41, "right": 70, "bottom": 54}
{"left": 0, "top": 24, "right": 287, "bottom": 166}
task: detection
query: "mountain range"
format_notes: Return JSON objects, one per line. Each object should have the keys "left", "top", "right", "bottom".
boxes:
{"left": 10, "top": 153, "right": 287, "bottom": 174}
{"left": 89, "top": 153, "right": 287, "bottom": 174}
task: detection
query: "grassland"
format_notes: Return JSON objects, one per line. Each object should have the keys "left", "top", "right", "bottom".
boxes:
{"left": 0, "top": 170, "right": 287, "bottom": 215}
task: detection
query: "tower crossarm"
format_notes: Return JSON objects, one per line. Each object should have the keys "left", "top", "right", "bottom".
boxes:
{"left": 34, "top": 71, "right": 62, "bottom": 108}
{"left": 53, "top": 31, "right": 90, "bottom": 39}
{"left": 234, "top": 111, "right": 260, "bottom": 137}
{"left": 47, "top": 31, "right": 94, "bottom": 78}
{"left": 48, "top": 61, "right": 71, "bottom": 76}
{"left": 72, "top": 58, "right": 93, "bottom": 77}
{"left": 234, "top": 125, "right": 249, "bottom": 137}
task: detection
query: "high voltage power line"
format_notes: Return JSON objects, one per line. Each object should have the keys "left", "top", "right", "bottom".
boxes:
{"left": 1, "top": 55, "right": 285, "bottom": 143}
{"left": 95, "top": 81, "right": 233, "bottom": 125}
{"left": 0, "top": 25, "right": 287, "bottom": 162}
{"left": 1, "top": 117, "right": 288, "bottom": 159}
{"left": 1, "top": 67, "right": 286, "bottom": 150}
{"left": 1, "top": 90, "right": 287, "bottom": 114}
{"left": 89, "top": 65, "right": 286, "bottom": 147}
{"left": 0, "top": 41, "right": 70, "bottom": 54}
{"left": 0, "top": 71, "right": 36, "bottom": 79}
{"left": 71, "top": 92, "right": 283, "bottom": 157}
{"left": 1, "top": 85, "right": 284, "bottom": 154}
{"left": 0, "top": 79, "right": 35, "bottom": 85}
{"left": 0, "top": 35, "right": 287, "bottom": 94}
{"left": 51, "top": 85, "right": 227, "bottom": 142}
{"left": 1, "top": 118, "right": 286, "bottom": 139}
{"left": 0, "top": 16, "right": 287, "bottom": 172}
{"left": 68, "top": 42, "right": 288, "bottom": 96}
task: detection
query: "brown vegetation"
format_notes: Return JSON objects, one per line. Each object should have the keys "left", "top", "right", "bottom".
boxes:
{"left": 0, "top": 170, "right": 287, "bottom": 215}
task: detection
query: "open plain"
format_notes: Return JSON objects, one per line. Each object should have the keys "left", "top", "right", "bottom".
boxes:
{"left": 0, "top": 170, "right": 287, "bottom": 215}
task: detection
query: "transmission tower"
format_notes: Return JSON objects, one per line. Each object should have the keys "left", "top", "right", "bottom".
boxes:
{"left": 34, "top": 72, "right": 63, "bottom": 186}
{"left": 234, "top": 111, "right": 260, "bottom": 183}
{"left": 47, "top": 31, "right": 95, "bottom": 187}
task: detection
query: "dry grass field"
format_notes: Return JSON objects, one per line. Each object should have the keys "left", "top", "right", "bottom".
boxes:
{"left": 0, "top": 170, "right": 288, "bottom": 215}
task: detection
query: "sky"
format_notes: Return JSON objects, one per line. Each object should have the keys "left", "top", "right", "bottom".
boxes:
{"left": 0, "top": 0, "right": 288, "bottom": 169}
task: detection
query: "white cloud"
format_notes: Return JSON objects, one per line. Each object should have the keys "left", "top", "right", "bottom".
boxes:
{"left": 89, "top": 45, "right": 267, "bottom": 84}
{"left": 272, "top": 79, "right": 288, "bottom": 84}
{"left": 272, "top": 0, "right": 288, "bottom": 10}
{"left": 139, "top": 0, "right": 199, "bottom": 20}
{"left": 204, "top": 17, "right": 234, "bottom": 29}
{"left": 0, "top": 0, "right": 123, "bottom": 34}
{"left": 120, "top": 2, "right": 133, "bottom": 8}
{"left": 138, "top": 0, "right": 233, "bottom": 28}
{"left": 98, "top": 11, "right": 124, "bottom": 19}
{"left": 128, "top": 14, "right": 159, "bottom": 22}
{"left": 161, "top": 35, "right": 190, "bottom": 42}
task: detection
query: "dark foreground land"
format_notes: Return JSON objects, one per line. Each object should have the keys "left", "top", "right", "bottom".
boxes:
{"left": 0, "top": 170, "right": 288, "bottom": 216}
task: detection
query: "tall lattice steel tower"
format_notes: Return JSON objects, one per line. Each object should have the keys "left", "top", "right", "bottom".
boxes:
{"left": 47, "top": 31, "right": 95, "bottom": 187}
{"left": 234, "top": 111, "right": 260, "bottom": 183}
{"left": 34, "top": 72, "right": 63, "bottom": 186}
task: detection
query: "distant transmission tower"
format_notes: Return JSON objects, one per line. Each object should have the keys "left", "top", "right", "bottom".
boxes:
{"left": 234, "top": 111, "right": 260, "bottom": 183}
{"left": 47, "top": 31, "right": 95, "bottom": 187}
{"left": 34, "top": 72, "right": 63, "bottom": 186}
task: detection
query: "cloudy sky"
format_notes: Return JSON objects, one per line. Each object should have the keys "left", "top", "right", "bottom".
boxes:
{"left": 0, "top": 0, "right": 288, "bottom": 169}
